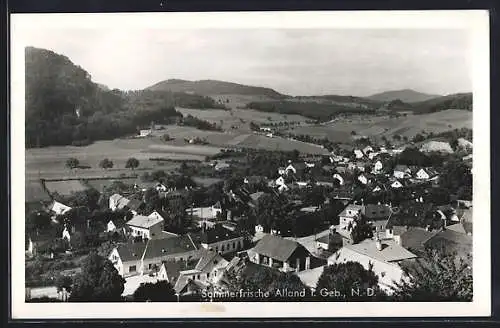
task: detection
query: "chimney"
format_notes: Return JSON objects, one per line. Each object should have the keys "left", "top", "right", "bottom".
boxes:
{"left": 375, "top": 239, "right": 383, "bottom": 251}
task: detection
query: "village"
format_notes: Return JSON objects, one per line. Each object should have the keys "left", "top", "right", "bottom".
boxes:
{"left": 24, "top": 131, "right": 473, "bottom": 302}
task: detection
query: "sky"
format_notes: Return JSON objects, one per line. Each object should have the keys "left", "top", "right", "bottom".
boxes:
{"left": 18, "top": 28, "right": 472, "bottom": 97}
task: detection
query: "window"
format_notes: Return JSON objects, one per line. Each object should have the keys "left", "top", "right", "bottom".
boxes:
{"left": 148, "top": 263, "right": 153, "bottom": 269}
{"left": 206, "top": 273, "right": 209, "bottom": 279}
{"left": 197, "top": 274, "right": 200, "bottom": 280}
{"left": 233, "top": 241, "right": 236, "bottom": 249}
{"left": 129, "top": 265, "right": 137, "bottom": 272}
{"left": 221, "top": 245, "right": 225, "bottom": 252}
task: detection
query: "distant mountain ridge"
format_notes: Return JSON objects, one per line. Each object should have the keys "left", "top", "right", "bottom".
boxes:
{"left": 367, "top": 89, "right": 441, "bottom": 103}
{"left": 146, "top": 79, "right": 286, "bottom": 99}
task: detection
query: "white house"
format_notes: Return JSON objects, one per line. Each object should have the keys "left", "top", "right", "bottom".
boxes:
{"left": 373, "top": 160, "right": 383, "bottom": 173}
{"left": 393, "top": 165, "right": 411, "bottom": 179}
{"left": 358, "top": 174, "right": 368, "bottom": 185}
{"left": 126, "top": 214, "right": 165, "bottom": 240}
{"left": 278, "top": 184, "right": 289, "bottom": 193}
{"left": 275, "top": 176, "right": 286, "bottom": 186}
{"left": 305, "top": 162, "right": 316, "bottom": 168}
{"left": 50, "top": 201, "right": 72, "bottom": 215}
{"left": 285, "top": 163, "right": 297, "bottom": 175}
{"left": 139, "top": 129, "right": 152, "bottom": 137}
{"left": 278, "top": 167, "right": 286, "bottom": 175}
{"left": 339, "top": 205, "right": 363, "bottom": 229}
{"left": 354, "top": 149, "right": 364, "bottom": 159}
{"left": 327, "top": 238, "right": 417, "bottom": 293}
{"left": 199, "top": 226, "right": 245, "bottom": 255}
{"left": 363, "top": 146, "right": 374, "bottom": 155}
{"left": 109, "top": 194, "right": 130, "bottom": 212}
{"left": 415, "top": 168, "right": 439, "bottom": 181}
{"left": 62, "top": 225, "right": 71, "bottom": 242}
{"left": 333, "top": 173, "right": 344, "bottom": 186}
{"left": 106, "top": 220, "right": 117, "bottom": 232}
{"left": 391, "top": 180, "right": 403, "bottom": 189}
{"left": 255, "top": 224, "right": 264, "bottom": 233}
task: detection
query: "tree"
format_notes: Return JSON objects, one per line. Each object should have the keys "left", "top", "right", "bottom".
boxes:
{"left": 316, "top": 261, "right": 383, "bottom": 301}
{"left": 55, "top": 275, "right": 73, "bottom": 293}
{"left": 351, "top": 221, "right": 374, "bottom": 243}
{"left": 66, "top": 157, "right": 79, "bottom": 170}
{"left": 69, "top": 252, "right": 125, "bottom": 302}
{"left": 162, "top": 134, "right": 173, "bottom": 142}
{"left": 391, "top": 249, "right": 472, "bottom": 301}
{"left": 99, "top": 158, "right": 114, "bottom": 170}
{"left": 125, "top": 157, "right": 139, "bottom": 171}
{"left": 26, "top": 211, "right": 51, "bottom": 233}
{"left": 133, "top": 281, "right": 177, "bottom": 302}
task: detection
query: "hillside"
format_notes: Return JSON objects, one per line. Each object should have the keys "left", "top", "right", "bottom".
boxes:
{"left": 368, "top": 89, "right": 440, "bottom": 103}
{"left": 411, "top": 93, "right": 472, "bottom": 114}
{"left": 25, "top": 47, "right": 223, "bottom": 148}
{"left": 146, "top": 79, "right": 286, "bottom": 99}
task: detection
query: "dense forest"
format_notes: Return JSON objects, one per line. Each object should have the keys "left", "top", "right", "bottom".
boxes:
{"left": 382, "top": 93, "right": 473, "bottom": 114}
{"left": 245, "top": 100, "right": 377, "bottom": 121}
{"left": 25, "top": 47, "right": 226, "bottom": 148}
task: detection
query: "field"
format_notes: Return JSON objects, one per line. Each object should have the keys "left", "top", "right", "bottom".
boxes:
{"left": 286, "top": 109, "right": 472, "bottom": 142}
{"left": 175, "top": 107, "right": 310, "bottom": 131}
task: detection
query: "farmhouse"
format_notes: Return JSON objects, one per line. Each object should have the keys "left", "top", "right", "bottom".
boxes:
{"left": 354, "top": 149, "right": 364, "bottom": 159}
{"left": 415, "top": 168, "right": 440, "bottom": 181}
{"left": 339, "top": 204, "right": 363, "bottom": 229}
{"left": 126, "top": 214, "right": 164, "bottom": 240}
{"left": 285, "top": 162, "right": 307, "bottom": 176}
{"left": 109, "top": 242, "right": 148, "bottom": 277}
{"left": 109, "top": 194, "right": 130, "bottom": 211}
{"left": 373, "top": 160, "right": 383, "bottom": 173}
{"left": 157, "top": 260, "right": 192, "bottom": 285}
{"left": 138, "top": 129, "right": 152, "bottom": 137}
{"left": 390, "top": 179, "right": 404, "bottom": 189}
{"left": 328, "top": 238, "right": 417, "bottom": 293}
{"left": 393, "top": 165, "right": 412, "bottom": 179}
{"left": 49, "top": 200, "right": 72, "bottom": 215}
{"left": 198, "top": 225, "right": 245, "bottom": 255}
{"left": 249, "top": 234, "right": 312, "bottom": 272}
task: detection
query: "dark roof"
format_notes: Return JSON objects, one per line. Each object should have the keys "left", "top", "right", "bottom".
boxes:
{"left": 143, "top": 235, "right": 198, "bottom": 260}
{"left": 426, "top": 229, "right": 472, "bottom": 246}
{"left": 291, "top": 162, "right": 307, "bottom": 170}
{"left": 394, "top": 165, "right": 410, "bottom": 172}
{"left": 116, "top": 242, "right": 147, "bottom": 262}
{"left": 399, "top": 227, "right": 436, "bottom": 250}
{"left": 199, "top": 225, "right": 242, "bottom": 244}
{"left": 253, "top": 234, "right": 308, "bottom": 262}
{"left": 316, "top": 233, "right": 342, "bottom": 245}
{"left": 363, "top": 204, "right": 391, "bottom": 220}
{"left": 161, "top": 260, "right": 192, "bottom": 282}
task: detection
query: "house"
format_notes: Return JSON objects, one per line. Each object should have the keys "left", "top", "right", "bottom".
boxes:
{"left": 275, "top": 176, "right": 286, "bottom": 186}
{"left": 174, "top": 250, "right": 231, "bottom": 293}
{"left": 126, "top": 214, "right": 164, "bottom": 240}
{"left": 363, "top": 146, "right": 374, "bottom": 155}
{"left": 106, "top": 220, "right": 118, "bottom": 233}
{"left": 354, "top": 149, "right": 364, "bottom": 159}
{"left": 332, "top": 173, "right": 344, "bottom": 186}
{"left": 373, "top": 160, "right": 383, "bottom": 173}
{"left": 285, "top": 162, "right": 307, "bottom": 176}
{"left": 393, "top": 227, "right": 436, "bottom": 251}
{"left": 357, "top": 173, "right": 369, "bottom": 185}
{"left": 255, "top": 224, "right": 264, "bottom": 233}
{"left": 338, "top": 204, "right": 363, "bottom": 229}
{"left": 390, "top": 179, "right": 404, "bottom": 189}
{"left": 244, "top": 176, "right": 266, "bottom": 185}
{"left": 424, "top": 228, "right": 473, "bottom": 259}
{"left": 62, "top": 225, "right": 71, "bottom": 242}
{"left": 157, "top": 260, "right": 192, "bottom": 285}
{"left": 186, "top": 201, "right": 223, "bottom": 220}
{"left": 328, "top": 238, "right": 418, "bottom": 293}
{"left": 393, "top": 165, "right": 412, "bottom": 179}
{"left": 214, "top": 162, "right": 230, "bottom": 172}
{"left": 50, "top": 200, "right": 72, "bottom": 216}
{"left": 316, "top": 232, "right": 343, "bottom": 251}
{"left": 415, "top": 168, "right": 440, "bottom": 181}
{"left": 139, "top": 129, "right": 152, "bottom": 137}
{"left": 109, "top": 242, "right": 148, "bottom": 277}
{"left": 198, "top": 225, "right": 245, "bottom": 255}
{"left": 372, "top": 184, "right": 385, "bottom": 193}
{"left": 140, "top": 235, "right": 200, "bottom": 275}
{"left": 155, "top": 183, "right": 168, "bottom": 192}
{"left": 368, "top": 152, "right": 379, "bottom": 160}
{"left": 248, "top": 234, "right": 312, "bottom": 272}
{"left": 305, "top": 162, "right": 316, "bottom": 168}
{"left": 278, "top": 167, "right": 286, "bottom": 175}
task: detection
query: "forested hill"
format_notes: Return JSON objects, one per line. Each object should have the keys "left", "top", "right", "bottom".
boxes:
{"left": 25, "top": 47, "right": 225, "bottom": 148}
{"left": 146, "top": 79, "right": 286, "bottom": 99}
{"left": 382, "top": 93, "right": 473, "bottom": 114}
{"left": 367, "top": 89, "right": 441, "bottom": 103}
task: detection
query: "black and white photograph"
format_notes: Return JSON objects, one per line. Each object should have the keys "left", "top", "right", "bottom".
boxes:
{"left": 10, "top": 10, "right": 490, "bottom": 318}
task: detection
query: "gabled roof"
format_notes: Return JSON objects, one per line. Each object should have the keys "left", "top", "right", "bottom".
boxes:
{"left": 160, "top": 260, "right": 192, "bottom": 282}
{"left": 116, "top": 242, "right": 147, "bottom": 262}
{"left": 194, "top": 249, "right": 229, "bottom": 272}
{"left": 316, "top": 233, "right": 342, "bottom": 245}
{"left": 345, "top": 238, "right": 418, "bottom": 263}
{"left": 253, "top": 234, "right": 308, "bottom": 262}
{"left": 399, "top": 227, "right": 436, "bottom": 250}
{"left": 199, "top": 225, "right": 242, "bottom": 244}
{"left": 446, "top": 223, "right": 467, "bottom": 234}
{"left": 394, "top": 165, "right": 410, "bottom": 172}
{"left": 143, "top": 235, "right": 198, "bottom": 260}
{"left": 126, "top": 214, "right": 164, "bottom": 229}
